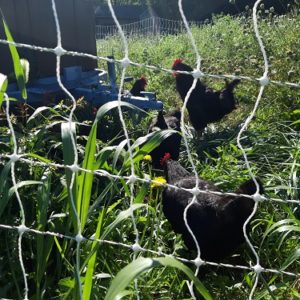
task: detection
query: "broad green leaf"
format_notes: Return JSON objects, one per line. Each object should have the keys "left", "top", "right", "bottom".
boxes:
{"left": 2, "top": 18, "right": 27, "bottom": 99}
{"left": 77, "top": 121, "right": 97, "bottom": 229}
{"left": 101, "top": 204, "right": 147, "bottom": 239}
{"left": 274, "top": 225, "right": 300, "bottom": 233}
{"left": 8, "top": 180, "right": 42, "bottom": 199}
{"left": 104, "top": 257, "right": 212, "bottom": 300}
{"left": 95, "top": 100, "right": 146, "bottom": 123}
{"left": 130, "top": 129, "right": 177, "bottom": 150}
{"left": 112, "top": 139, "right": 127, "bottom": 170}
{"left": 124, "top": 130, "right": 177, "bottom": 168}
{"left": 0, "top": 73, "right": 8, "bottom": 107}
{"left": 27, "top": 106, "right": 61, "bottom": 123}
{"left": 291, "top": 119, "right": 300, "bottom": 126}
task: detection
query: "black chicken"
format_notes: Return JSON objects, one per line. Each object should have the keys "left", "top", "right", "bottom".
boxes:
{"left": 148, "top": 110, "right": 182, "bottom": 168}
{"left": 161, "top": 155, "right": 263, "bottom": 261}
{"left": 130, "top": 76, "right": 147, "bottom": 97}
{"left": 172, "top": 58, "right": 240, "bottom": 132}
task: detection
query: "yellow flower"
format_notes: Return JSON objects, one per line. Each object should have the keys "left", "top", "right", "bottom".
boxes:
{"left": 143, "top": 154, "right": 152, "bottom": 162}
{"left": 151, "top": 176, "right": 167, "bottom": 188}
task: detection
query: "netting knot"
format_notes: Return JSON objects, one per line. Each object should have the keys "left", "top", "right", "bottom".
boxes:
{"left": 157, "top": 247, "right": 163, "bottom": 256}
{"left": 191, "top": 187, "right": 200, "bottom": 197}
{"left": 120, "top": 57, "right": 131, "bottom": 68}
{"left": 9, "top": 153, "right": 20, "bottom": 162}
{"left": 18, "top": 224, "right": 28, "bottom": 234}
{"left": 253, "top": 264, "right": 263, "bottom": 274}
{"left": 252, "top": 193, "right": 265, "bottom": 202}
{"left": 194, "top": 257, "right": 205, "bottom": 267}
{"left": 69, "top": 164, "right": 80, "bottom": 173}
{"left": 192, "top": 69, "right": 204, "bottom": 79}
{"left": 132, "top": 243, "right": 142, "bottom": 252}
{"left": 75, "top": 233, "right": 85, "bottom": 243}
{"left": 128, "top": 175, "right": 137, "bottom": 184}
{"left": 54, "top": 46, "right": 66, "bottom": 56}
{"left": 259, "top": 75, "right": 269, "bottom": 86}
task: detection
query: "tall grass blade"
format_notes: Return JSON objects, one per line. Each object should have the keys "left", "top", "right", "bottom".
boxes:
{"left": 35, "top": 170, "right": 54, "bottom": 297}
{"left": 0, "top": 161, "right": 11, "bottom": 218}
{"left": 280, "top": 248, "right": 300, "bottom": 271}
{"left": 101, "top": 204, "right": 147, "bottom": 240}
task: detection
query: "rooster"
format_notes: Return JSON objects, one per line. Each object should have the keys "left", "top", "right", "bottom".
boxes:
{"left": 148, "top": 110, "right": 182, "bottom": 168}
{"left": 172, "top": 59, "right": 240, "bottom": 132}
{"left": 130, "top": 76, "right": 147, "bottom": 97}
{"left": 161, "top": 154, "right": 263, "bottom": 261}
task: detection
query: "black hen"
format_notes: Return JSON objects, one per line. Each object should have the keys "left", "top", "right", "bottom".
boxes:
{"left": 162, "top": 156, "right": 263, "bottom": 261}
{"left": 148, "top": 110, "right": 182, "bottom": 168}
{"left": 130, "top": 76, "right": 147, "bottom": 97}
{"left": 172, "top": 58, "right": 240, "bottom": 132}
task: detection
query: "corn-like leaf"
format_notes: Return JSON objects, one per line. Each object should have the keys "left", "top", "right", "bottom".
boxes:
{"left": 104, "top": 257, "right": 212, "bottom": 300}
{"left": 124, "top": 130, "right": 176, "bottom": 168}
{"left": 20, "top": 58, "right": 30, "bottom": 83}
{"left": 2, "top": 17, "right": 27, "bottom": 99}
{"left": 77, "top": 122, "right": 97, "bottom": 229}
{"left": 61, "top": 122, "right": 78, "bottom": 229}
{"left": 83, "top": 210, "right": 105, "bottom": 299}
{"left": 0, "top": 73, "right": 8, "bottom": 108}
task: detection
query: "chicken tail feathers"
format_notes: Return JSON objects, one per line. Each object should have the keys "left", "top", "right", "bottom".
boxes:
{"left": 226, "top": 79, "right": 241, "bottom": 92}
{"left": 236, "top": 178, "right": 264, "bottom": 195}
{"left": 164, "top": 160, "right": 191, "bottom": 184}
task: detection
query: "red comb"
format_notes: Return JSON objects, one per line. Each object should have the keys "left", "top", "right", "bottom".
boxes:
{"left": 172, "top": 58, "right": 183, "bottom": 68}
{"left": 160, "top": 153, "right": 171, "bottom": 166}
{"left": 140, "top": 75, "right": 147, "bottom": 84}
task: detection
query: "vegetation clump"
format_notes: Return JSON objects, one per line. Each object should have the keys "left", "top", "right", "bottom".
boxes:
{"left": 1, "top": 7, "right": 300, "bottom": 299}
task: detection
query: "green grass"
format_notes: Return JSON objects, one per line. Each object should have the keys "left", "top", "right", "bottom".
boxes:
{"left": 1, "top": 6, "right": 300, "bottom": 300}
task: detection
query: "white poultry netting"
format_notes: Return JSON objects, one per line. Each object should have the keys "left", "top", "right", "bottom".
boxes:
{"left": 0, "top": 0, "right": 299, "bottom": 299}
{"left": 95, "top": 16, "right": 203, "bottom": 39}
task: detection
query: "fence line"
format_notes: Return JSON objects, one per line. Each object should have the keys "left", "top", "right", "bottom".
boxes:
{"left": 95, "top": 16, "right": 204, "bottom": 39}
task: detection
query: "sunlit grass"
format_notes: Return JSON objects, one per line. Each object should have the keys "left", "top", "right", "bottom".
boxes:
{"left": 0, "top": 7, "right": 300, "bottom": 299}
